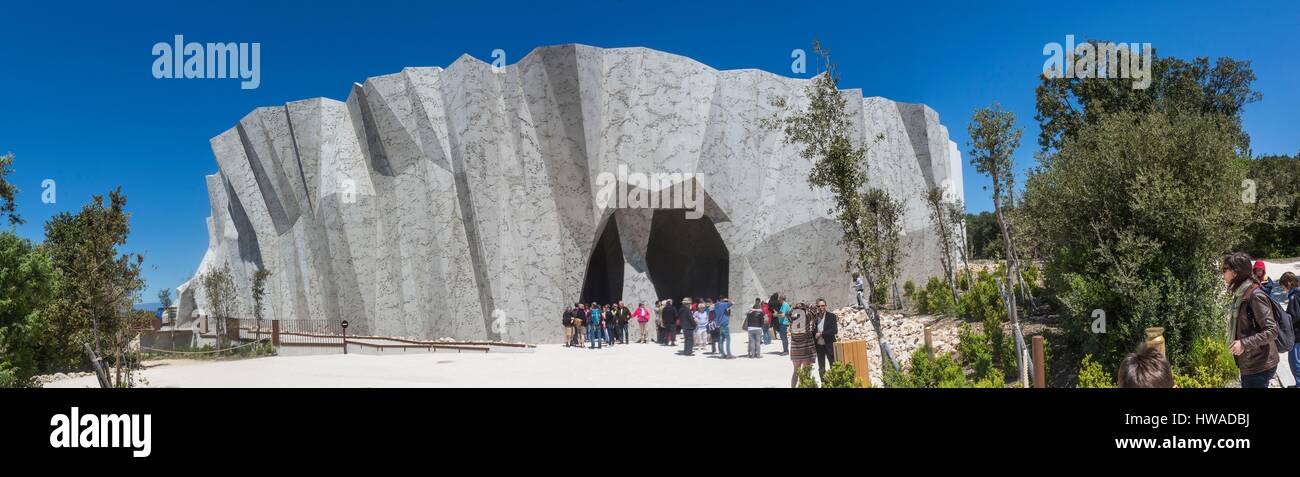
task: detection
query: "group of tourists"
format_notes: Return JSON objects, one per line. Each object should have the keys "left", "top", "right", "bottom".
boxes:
{"left": 560, "top": 293, "right": 841, "bottom": 387}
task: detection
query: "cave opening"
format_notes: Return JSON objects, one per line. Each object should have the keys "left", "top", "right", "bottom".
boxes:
{"left": 579, "top": 216, "right": 625, "bottom": 306}
{"left": 645, "top": 209, "right": 729, "bottom": 304}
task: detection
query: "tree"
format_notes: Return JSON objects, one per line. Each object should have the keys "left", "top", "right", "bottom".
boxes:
{"left": 251, "top": 267, "right": 271, "bottom": 340}
{"left": 967, "top": 103, "right": 1023, "bottom": 327}
{"left": 862, "top": 188, "right": 905, "bottom": 303}
{"left": 0, "top": 153, "right": 22, "bottom": 226}
{"left": 0, "top": 232, "right": 59, "bottom": 387}
{"left": 1035, "top": 44, "right": 1260, "bottom": 154}
{"left": 924, "top": 186, "right": 959, "bottom": 304}
{"left": 201, "top": 263, "right": 238, "bottom": 348}
{"left": 949, "top": 199, "right": 975, "bottom": 287}
{"left": 42, "top": 188, "right": 145, "bottom": 386}
{"left": 763, "top": 41, "right": 896, "bottom": 301}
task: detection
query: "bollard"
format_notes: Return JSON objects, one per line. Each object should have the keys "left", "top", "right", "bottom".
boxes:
{"left": 923, "top": 325, "right": 933, "bottom": 357}
{"left": 1145, "top": 327, "right": 1166, "bottom": 356}
{"left": 1032, "top": 335, "right": 1046, "bottom": 388}
{"left": 832, "top": 340, "right": 870, "bottom": 387}
{"left": 271, "top": 319, "right": 280, "bottom": 347}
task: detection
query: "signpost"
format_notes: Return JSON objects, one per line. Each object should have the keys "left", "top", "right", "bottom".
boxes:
{"left": 341, "top": 320, "right": 349, "bottom": 355}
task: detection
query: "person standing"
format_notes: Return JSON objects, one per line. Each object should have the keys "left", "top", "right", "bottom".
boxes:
{"left": 745, "top": 299, "right": 765, "bottom": 358}
{"left": 616, "top": 301, "right": 632, "bottom": 345}
{"left": 776, "top": 295, "right": 791, "bottom": 355}
{"left": 662, "top": 299, "right": 678, "bottom": 346}
{"left": 1222, "top": 253, "right": 1278, "bottom": 388}
{"left": 563, "top": 305, "right": 575, "bottom": 347}
{"left": 1282, "top": 273, "right": 1300, "bottom": 387}
{"left": 574, "top": 303, "right": 587, "bottom": 348}
{"left": 788, "top": 303, "right": 816, "bottom": 387}
{"left": 693, "top": 302, "right": 708, "bottom": 351}
{"left": 762, "top": 294, "right": 777, "bottom": 345}
{"left": 588, "top": 302, "right": 604, "bottom": 349}
{"left": 634, "top": 303, "right": 651, "bottom": 344}
{"left": 679, "top": 298, "right": 697, "bottom": 355}
{"left": 714, "top": 297, "right": 733, "bottom": 358}
{"left": 813, "top": 298, "right": 838, "bottom": 377}
{"left": 853, "top": 273, "right": 866, "bottom": 309}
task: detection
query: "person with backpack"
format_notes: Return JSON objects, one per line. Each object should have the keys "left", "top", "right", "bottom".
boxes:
{"left": 1280, "top": 272, "right": 1300, "bottom": 387}
{"left": 745, "top": 299, "right": 766, "bottom": 358}
{"left": 1222, "top": 253, "right": 1279, "bottom": 388}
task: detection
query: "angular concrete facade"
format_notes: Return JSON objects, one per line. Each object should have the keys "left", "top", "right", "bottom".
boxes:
{"left": 177, "top": 44, "right": 966, "bottom": 343}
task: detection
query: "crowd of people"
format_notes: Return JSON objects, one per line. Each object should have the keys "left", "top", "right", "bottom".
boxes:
{"left": 560, "top": 294, "right": 841, "bottom": 387}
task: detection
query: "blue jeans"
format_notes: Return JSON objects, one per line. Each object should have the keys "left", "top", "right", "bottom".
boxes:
{"left": 1289, "top": 343, "right": 1300, "bottom": 388}
{"left": 1240, "top": 366, "right": 1275, "bottom": 388}
{"left": 588, "top": 325, "right": 603, "bottom": 348}
{"left": 717, "top": 329, "right": 731, "bottom": 357}
{"left": 763, "top": 325, "right": 772, "bottom": 344}
{"left": 778, "top": 322, "right": 789, "bottom": 354}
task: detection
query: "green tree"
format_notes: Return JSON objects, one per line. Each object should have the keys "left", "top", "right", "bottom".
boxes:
{"left": 201, "top": 263, "right": 238, "bottom": 348}
{"left": 42, "top": 188, "right": 145, "bottom": 386}
{"left": 967, "top": 103, "right": 1023, "bottom": 327}
{"left": 0, "top": 153, "right": 22, "bottom": 226}
{"left": 1021, "top": 110, "right": 1247, "bottom": 367}
{"left": 251, "top": 267, "right": 271, "bottom": 339}
{"left": 924, "top": 187, "right": 959, "bottom": 304}
{"left": 0, "top": 232, "right": 59, "bottom": 387}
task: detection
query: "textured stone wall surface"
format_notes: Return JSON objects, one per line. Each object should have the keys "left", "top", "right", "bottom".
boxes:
{"left": 177, "top": 44, "right": 966, "bottom": 343}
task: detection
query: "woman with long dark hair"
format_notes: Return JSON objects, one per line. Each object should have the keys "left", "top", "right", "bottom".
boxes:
{"left": 1221, "top": 252, "right": 1279, "bottom": 388}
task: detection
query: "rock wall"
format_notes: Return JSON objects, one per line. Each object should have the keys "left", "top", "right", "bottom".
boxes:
{"left": 177, "top": 44, "right": 966, "bottom": 343}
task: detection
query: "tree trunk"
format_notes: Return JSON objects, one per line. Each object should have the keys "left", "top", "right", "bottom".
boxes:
{"left": 992, "top": 172, "right": 1019, "bottom": 325}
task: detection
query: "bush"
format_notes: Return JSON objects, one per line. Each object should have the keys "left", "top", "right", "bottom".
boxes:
{"left": 822, "top": 362, "right": 866, "bottom": 388}
{"left": 973, "top": 368, "right": 1006, "bottom": 388}
{"left": 1076, "top": 354, "right": 1115, "bottom": 388}
{"left": 903, "top": 280, "right": 916, "bottom": 300}
{"left": 886, "top": 348, "right": 968, "bottom": 388}
{"left": 922, "top": 277, "right": 955, "bottom": 315}
{"left": 1172, "top": 337, "right": 1236, "bottom": 388}
{"left": 957, "top": 323, "right": 995, "bottom": 379}
{"left": 796, "top": 365, "right": 818, "bottom": 388}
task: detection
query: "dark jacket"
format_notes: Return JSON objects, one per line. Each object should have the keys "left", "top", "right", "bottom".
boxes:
{"left": 1288, "top": 290, "right": 1300, "bottom": 334}
{"left": 662, "top": 305, "right": 678, "bottom": 327}
{"left": 679, "top": 305, "right": 696, "bottom": 330}
{"left": 816, "top": 311, "right": 838, "bottom": 344}
{"left": 744, "top": 309, "right": 765, "bottom": 329}
{"left": 1236, "top": 286, "right": 1280, "bottom": 375}
{"left": 615, "top": 307, "right": 631, "bottom": 324}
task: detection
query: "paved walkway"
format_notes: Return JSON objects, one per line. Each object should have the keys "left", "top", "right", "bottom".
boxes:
{"left": 46, "top": 332, "right": 798, "bottom": 388}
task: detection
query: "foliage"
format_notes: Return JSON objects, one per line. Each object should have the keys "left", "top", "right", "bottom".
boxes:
{"left": 967, "top": 103, "right": 1023, "bottom": 329}
{"left": 964, "top": 212, "right": 1004, "bottom": 260}
{"left": 885, "top": 347, "right": 968, "bottom": 388}
{"left": 1076, "top": 354, "right": 1116, "bottom": 388}
{"left": 1241, "top": 153, "right": 1300, "bottom": 257}
{"left": 821, "top": 361, "right": 866, "bottom": 388}
{"left": 42, "top": 188, "right": 145, "bottom": 386}
{"left": 957, "top": 323, "right": 995, "bottom": 380}
{"left": 0, "top": 153, "right": 21, "bottom": 225}
{"left": 0, "top": 232, "right": 59, "bottom": 387}
{"left": 763, "top": 41, "right": 899, "bottom": 302}
{"left": 201, "top": 263, "right": 238, "bottom": 348}
{"left": 796, "top": 365, "right": 818, "bottom": 388}
{"left": 924, "top": 186, "right": 960, "bottom": 304}
{"left": 1172, "top": 336, "right": 1236, "bottom": 388}
{"left": 903, "top": 280, "right": 916, "bottom": 299}
{"left": 1034, "top": 46, "right": 1260, "bottom": 153}
{"left": 251, "top": 267, "right": 272, "bottom": 327}
{"left": 1021, "top": 109, "right": 1246, "bottom": 368}
{"left": 916, "top": 276, "right": 956, "bottom": 315}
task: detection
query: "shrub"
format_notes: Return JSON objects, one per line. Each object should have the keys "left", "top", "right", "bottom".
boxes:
{"left": 822, "top": 362, "right": 866, "bottom": 388}
{"left": 922, "top": 277, "right": 955, "bottom": 315}
{"left": 1172, "top": 336, "right": 1236, "bottom": 388}
{"left": 973, "top": 367, "right": 1006, "bottom": 388}
{"left": 887, "top": 348, "right": 968, "bottom": 388}
{"left": 903, "top": 280, "right": 916, "bottom": 300}
{"left": 796, "top": 365, "right": 818, "bottom": 388}
{"left": 957, "top": 323, "right": 994, "bottom": 379}
{"left": 1076, "top": 354, "right": 1115, "bottom": 388}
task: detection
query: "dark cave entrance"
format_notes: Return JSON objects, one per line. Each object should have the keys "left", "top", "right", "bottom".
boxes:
{"left": 645, "top": 209, "right": 729, "bottom": 303}
{"left": 579, "top": 217, "right": 625, "bottom": 305}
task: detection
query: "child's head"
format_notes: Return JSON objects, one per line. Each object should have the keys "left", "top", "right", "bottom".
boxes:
{"left": 1117, "top": 345, "right": 1174, "bottom": 388}
{"left": 1281, "top": 272, "right": 1298, "bottom": 291}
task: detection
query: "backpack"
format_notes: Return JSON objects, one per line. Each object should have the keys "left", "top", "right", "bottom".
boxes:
{"left": 1246, "top": 288, "right": 1295, "bottom": 353}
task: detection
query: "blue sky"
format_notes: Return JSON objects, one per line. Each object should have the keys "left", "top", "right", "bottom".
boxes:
{"left": 2, "top": 0, "right": 1297, "bottom": 304}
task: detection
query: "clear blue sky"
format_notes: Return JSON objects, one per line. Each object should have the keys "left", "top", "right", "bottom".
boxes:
{"left": 2, "top": 0, "right": 1297, "bottom": 304}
